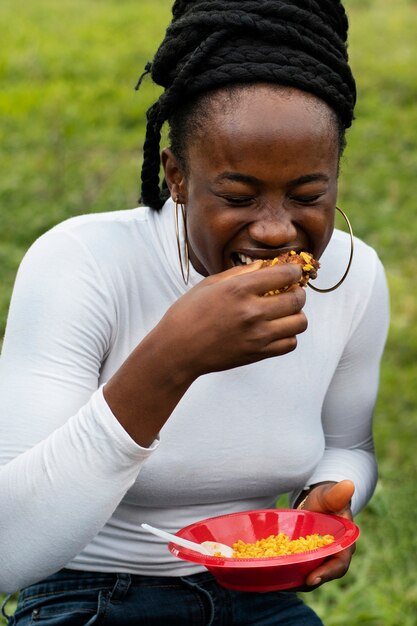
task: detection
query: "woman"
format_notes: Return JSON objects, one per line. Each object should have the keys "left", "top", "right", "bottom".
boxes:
{"left": 0, "top": 1, "right": 389, "bottom": 624}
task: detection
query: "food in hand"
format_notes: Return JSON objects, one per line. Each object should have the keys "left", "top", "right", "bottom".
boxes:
{"left": 262, "top": 250, "right": 320, "bottom": 295}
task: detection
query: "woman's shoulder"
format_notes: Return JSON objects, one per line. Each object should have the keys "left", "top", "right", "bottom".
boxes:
{"left": 326, "top": 228, "right": 381, "bottom": 260}
{"left": 24, "top": 206, "right": 152, "bottom": 266}
{"left": 306, "top": 230, "right": 389, "bottom": 348}
{"left": 319, "top": 228, "right": 385, "bottom": 293}
{"left": 14, "top": 207, "right": 157, "bottom": 298}
{"left": 51, "top": 205, "right": 151, "bottom": 242}
{"left": 312, "top": 229, "right": 388, "bottom": 329}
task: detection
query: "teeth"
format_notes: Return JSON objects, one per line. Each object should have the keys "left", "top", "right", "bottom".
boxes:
{"left": 236, "top": 253, "right": 258, "bottom": 265}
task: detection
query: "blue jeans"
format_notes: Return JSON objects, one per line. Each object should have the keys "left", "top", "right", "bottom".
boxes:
{"left": 3, "top": 569, "right": 324, "bottom": 625}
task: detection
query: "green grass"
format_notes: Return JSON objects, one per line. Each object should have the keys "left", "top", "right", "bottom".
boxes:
{"left": 1, "top": 0, "right": 417, "bottom": 623}
{"left": 0, "top": 0, "right": 168, "bottom": 332}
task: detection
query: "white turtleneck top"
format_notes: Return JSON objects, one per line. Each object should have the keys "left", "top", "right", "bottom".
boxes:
{"left": 0, "top": 200, "right": 389, "bottom": 593}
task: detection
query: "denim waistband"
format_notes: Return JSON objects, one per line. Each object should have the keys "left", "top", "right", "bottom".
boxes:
{"left": 18, "top": 568, "right": 215, "bottom": 601}
{"left": 9, "top": 568, "right": 323, "bottom": 626}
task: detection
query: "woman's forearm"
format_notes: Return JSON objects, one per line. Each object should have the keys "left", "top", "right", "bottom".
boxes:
{"left": 0, "top": 388, "right": 155, "bottom": 593}
{"left": 103, "top": 324, "right": 196, "bottom": 447}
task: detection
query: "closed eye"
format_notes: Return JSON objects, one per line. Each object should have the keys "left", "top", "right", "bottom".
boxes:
{"left": 222, "top": 195, "right": 256, "bottom": 206}
{"left": 291, "top": 194, "right": 324, "bottom": 205}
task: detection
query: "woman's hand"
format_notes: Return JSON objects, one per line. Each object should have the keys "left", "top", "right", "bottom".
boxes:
{"left": 156, "top": 261, "right": 308, "bottom": 380}
{"left": 295, "top": 479, "right": 356, "bottom": 590}
{"left": 104, "top": 261, "right": 307, "bottom": 446}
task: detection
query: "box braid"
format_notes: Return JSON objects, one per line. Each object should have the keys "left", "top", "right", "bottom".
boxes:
{"left": 137, "top": 0, "right": 356, "bottom": 210}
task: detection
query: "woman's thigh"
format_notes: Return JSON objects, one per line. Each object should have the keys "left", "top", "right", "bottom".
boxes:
{"left": 229, "top": 588, "right": 324, "bottom": 626}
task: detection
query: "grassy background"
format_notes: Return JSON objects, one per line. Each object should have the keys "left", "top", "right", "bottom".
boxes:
{"left": 1, "top": 0, "right": 416, "bottom": 623}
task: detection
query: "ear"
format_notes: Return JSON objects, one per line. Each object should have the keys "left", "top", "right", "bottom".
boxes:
{"left": 161, "top": 148, "right": 188, "bottom": 202}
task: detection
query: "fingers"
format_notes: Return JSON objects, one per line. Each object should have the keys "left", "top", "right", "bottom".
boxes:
{"left": 218, "top": 264, "right": 307, "bottom": 322}
{"left": 204, "top": 263, "right": 306, "bottom": 326}
{"left": 296, "top": 480, "right": 356, "bottom": 588}
{"left": 302, "top": 480, "right": 355, "bottom": 516}
{"left": 212, "top": 265, "right": 307, "bottom": 359}
{"left": 305, "top": 547, "right": 354, "bottom": 587}
{"left": 261, "top": 285, "right": 306, "bottom": 321}
{"left": 213, "top": 260, "right": 264, "bottom": 282}
{"left": 172, "top": 261, "right": 308, "bottom": 374}
{"left": 253, "top": 311, "right": 307, "bottom": 354}
{"left": 212, "top": 262, "right": 304, "bottom": 296}
{"left": 319, "top": 480, "right": 355, "bottom": 514}
{"left": 292, "top": 543, "right": 355, "bottom": 591}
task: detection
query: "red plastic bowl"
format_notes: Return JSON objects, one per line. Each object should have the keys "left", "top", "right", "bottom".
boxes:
{"left": 168, "top": 509, "right": 359, "bottom": 592}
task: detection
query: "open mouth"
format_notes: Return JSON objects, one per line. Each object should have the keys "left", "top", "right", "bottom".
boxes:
{"left": 232, "top": 252, "right": 262, "bottom": 266}
{"left": 231, "top": 250, "right": 320, "bottom": 289}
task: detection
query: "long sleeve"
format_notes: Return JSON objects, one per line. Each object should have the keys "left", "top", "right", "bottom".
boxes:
{"left": 291, "top": 257, "right": 389, "bottom": 514}
{"left": 0, "top": 229, "right": 158, "bottom": 593}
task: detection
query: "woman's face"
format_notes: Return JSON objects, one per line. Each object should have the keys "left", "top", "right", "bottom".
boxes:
{"left": 163, "top": 85, "right": 340, "bottom": 277}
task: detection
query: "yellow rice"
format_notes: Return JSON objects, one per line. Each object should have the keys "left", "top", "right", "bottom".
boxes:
{"left": 230, "top": 532, "right": 334, "bottom": 558}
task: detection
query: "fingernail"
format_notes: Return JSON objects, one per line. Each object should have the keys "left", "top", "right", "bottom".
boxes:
{"left": 309, "top": 577, "right": 322, "bottom": 586}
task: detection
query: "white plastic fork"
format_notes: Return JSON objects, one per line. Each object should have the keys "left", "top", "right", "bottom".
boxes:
{"left": 141, "top": 523, "right": 234, "bottom": 557}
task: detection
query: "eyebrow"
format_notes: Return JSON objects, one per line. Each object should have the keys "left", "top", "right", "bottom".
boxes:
{"left": 213, "top": 171, "right": 330, "bottom": 186}
{"left": 213, "top": 172, "right": 260, "bottom": 185}
{"left": 290, "top": 173, "right": 330, "bottom": 186}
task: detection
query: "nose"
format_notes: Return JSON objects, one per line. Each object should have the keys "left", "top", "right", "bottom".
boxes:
{"left": 247, "top": 202, "right": 297, "bottom": 247}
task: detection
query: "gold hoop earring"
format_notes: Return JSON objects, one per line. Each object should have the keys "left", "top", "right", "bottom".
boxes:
{"left": 174, "top": 196, "right": 190, "bottom": 284}
{"left": 308, "top": 207, "right": 354, "bottom": 294}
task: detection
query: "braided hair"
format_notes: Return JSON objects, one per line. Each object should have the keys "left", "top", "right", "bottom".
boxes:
{"left": 137, "top": 0, "right": 356, "bottom": 210}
